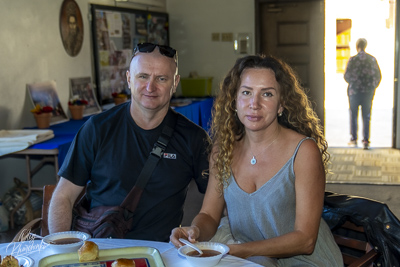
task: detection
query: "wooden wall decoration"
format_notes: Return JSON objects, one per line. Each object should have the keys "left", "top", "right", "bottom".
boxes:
{"left": 59, "top": 0, "right": 84, "bottom": 57}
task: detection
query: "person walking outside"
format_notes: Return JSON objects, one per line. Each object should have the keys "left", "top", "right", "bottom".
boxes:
{"left": 344, "top": 38, "right": 381, "bottom": 149}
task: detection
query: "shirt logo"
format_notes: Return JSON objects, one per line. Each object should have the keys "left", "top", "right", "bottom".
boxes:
{"left": 163, "top": 153, "right": 176, "bottom": 159}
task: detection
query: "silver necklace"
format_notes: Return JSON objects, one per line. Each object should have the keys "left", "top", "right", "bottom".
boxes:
{"left": 250, "top": 135, "right": 279, "bottom": 165}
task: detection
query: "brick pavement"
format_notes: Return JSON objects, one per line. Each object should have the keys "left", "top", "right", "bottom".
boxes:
{"left": 326, "top": 147, "right": 400, "bottom": 184}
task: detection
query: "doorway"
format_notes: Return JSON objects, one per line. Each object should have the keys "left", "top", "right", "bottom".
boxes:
{"left": 325, "top": 0, "right": 395, "bottom": 148}
{"left": 255, "top": 0, "right": 397, "bottom": 148}
{"left": 256, "top": 0, "right": 325, "bottom": 126}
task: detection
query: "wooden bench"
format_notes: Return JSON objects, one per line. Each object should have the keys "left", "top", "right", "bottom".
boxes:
{"left": 332, "top": 220, "right": 379, "bottom": 267}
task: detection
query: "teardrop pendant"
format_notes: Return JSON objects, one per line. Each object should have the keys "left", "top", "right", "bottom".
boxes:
{"left": 251, "top": 156, "right": 257, "bottom": 165}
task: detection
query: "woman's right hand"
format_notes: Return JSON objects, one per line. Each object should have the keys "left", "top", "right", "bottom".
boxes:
{"left": 169, "top": 225, "right": 201, "bottom": 248}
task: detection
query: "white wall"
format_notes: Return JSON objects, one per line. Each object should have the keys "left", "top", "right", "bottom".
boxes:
{"left": 0, "top": 0, "right": 254, "bottom": 131}
{"left": 167, "top": 0, "right": 255, "bottom": 95}
{"left": 0, "top": 0, "right": 166, "bottom": 130}
{"left": 0, "top": 0, "right": 166, "bottom": 198}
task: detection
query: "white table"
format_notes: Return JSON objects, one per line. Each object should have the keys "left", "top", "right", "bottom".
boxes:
{"left": 0, "top": 238, "right": 262, "bottom": 267}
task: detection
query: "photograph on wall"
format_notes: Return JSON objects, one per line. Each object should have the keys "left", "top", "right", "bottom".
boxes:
{"left": 135, "top": 14, "right": 147, "bottom": 36}
{"left": 147, "top": 14, "right": 169, "bottom": 45}
{"left": 91, "top": 4, "right": 168, "bottom": 106}
{"left": 27, "top": 80, "right": 69, "bottom": 124}
{"left": 69, "top": 77, "right": 102, "bottom": 116}
{"left": 59, "top": 0, "right": 84, "bottom": 57}
{"left": 93, "top": 8, "right": 137, "bottom": 104}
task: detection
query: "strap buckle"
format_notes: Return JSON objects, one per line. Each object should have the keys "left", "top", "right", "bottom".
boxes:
{"left": 151, "top": 141, "right": 166, "bottom": 158}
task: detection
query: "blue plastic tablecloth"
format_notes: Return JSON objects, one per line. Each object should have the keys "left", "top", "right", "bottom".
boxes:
{"left": 28, "top": 116, "right": 91, "bottom": 166}
{"left": 174, "top": 97, "right": 213, "bottom": 132}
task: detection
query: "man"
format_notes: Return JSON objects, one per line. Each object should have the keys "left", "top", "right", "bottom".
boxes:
{"left": 64, "top": 14, "right": 83, "bottom": 57}
{"left": 344, "top": 38, "right": 381, "bottom": 150}
{"left": 48, "top": 43, "right": 209, "bottom": 241}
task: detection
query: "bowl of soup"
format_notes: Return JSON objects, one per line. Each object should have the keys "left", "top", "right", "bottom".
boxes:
{"left": 178, "top": 242, "right": 229, "bottom": 267}
{"left": 43, "top": 231, "right": 91, "bottom": 253}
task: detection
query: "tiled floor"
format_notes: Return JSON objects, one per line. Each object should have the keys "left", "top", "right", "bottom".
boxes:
{"left": 325, "top": 108, "right": 400, "bottom": 218}
{"left": 325, "top": 107, "right": 399, "bottom": 185}
{"left": 326, "top": 147, "right": 400, "bottom": 185}
{"left": 325, "top": 108, "right": 393, "bottom": 148}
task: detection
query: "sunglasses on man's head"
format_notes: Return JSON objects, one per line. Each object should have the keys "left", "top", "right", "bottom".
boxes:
{"left": 133, "top": 43, "right": 177, "bottom": 58}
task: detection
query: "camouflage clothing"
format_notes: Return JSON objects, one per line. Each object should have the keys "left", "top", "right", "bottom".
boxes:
{"left": 344, "top": 51, "right": 381, "bottom": 96}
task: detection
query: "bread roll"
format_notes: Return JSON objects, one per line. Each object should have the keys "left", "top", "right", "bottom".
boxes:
{"left": 111, "top": 258, "right": 136, "bottom": 267}
{"left": 0, "top": 255, "right": 19, "bottom": 267}
{"left": 78, "top": 240, "right": 99, "bottom": 262}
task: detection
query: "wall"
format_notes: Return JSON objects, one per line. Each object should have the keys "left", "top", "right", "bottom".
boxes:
{"left": 0, "top": 0, "right": 166, "bottom": 198}
{"left": 0, "top": 0, "right": 165, "bottom": 130}
{"left": 0, "top": 0, "right": 254, "bottom": 131}
{"left": 166, "top": 0, "right": 255, "bottom": 95}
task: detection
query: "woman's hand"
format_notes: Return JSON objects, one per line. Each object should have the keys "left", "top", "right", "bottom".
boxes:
{"left": 169, "top": 226, "right": 201, "bottom": 248}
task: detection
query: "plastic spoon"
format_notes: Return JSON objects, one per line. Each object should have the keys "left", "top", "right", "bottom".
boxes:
{"left": 179, "top": 238, "right": 203, "bottom": 256}
{"left": 30, "top": 233, "right": 46, "bottom": 240}
{"left": 30, "top": 233, "right": 56, "bottom": 244}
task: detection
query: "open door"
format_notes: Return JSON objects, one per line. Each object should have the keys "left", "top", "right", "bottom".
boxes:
{"left": 255, "top": 0, "right": 325, "bottom": 127}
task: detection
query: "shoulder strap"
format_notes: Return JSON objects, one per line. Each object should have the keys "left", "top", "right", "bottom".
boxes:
{"left": 121, "top": 109, "right": 178, "bottom": 210}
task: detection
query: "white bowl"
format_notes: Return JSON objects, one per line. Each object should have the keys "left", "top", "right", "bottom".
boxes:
{"left": 178, "top": 242, "right": 230, "bottom": 267}
{"left": 43, "top": 231, "right": 91, "bottom": 253}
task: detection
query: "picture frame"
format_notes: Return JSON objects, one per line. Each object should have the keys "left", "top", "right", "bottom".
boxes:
{"left": 90, "top": 4, "right": 169, "bottom": 106}
{"left": 27, "top": 80, "right": 69, "bottom": 125}
{"left": 59, "top": 0, "right": 84, "bottom": 57}
{"left": 69, "top": 77, "right": 102, "bottom": 116}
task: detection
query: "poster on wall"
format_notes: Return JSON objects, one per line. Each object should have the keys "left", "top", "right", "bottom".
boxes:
{"left": 91, "top": 4, "right": 169, "bottom": 106}
{"left": 69, "top": 77, "right": 102, "bottom": 116}
{"left": 147, "top": 14, "right": 169, "bottom": 45}
{"left": 27, "top": 81, "right": 69, "bottom": 124}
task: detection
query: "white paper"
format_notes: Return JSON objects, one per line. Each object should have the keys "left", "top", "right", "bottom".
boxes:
{"left": 105, "top": 12, "right": 122, "bottom": 38}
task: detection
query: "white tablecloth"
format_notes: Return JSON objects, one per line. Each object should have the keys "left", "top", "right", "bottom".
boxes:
{"left": 0, "top": 130, "right": 54, "bottom": 156}
{"left": 0, "top": 238, "right": 262, "bottom": 267}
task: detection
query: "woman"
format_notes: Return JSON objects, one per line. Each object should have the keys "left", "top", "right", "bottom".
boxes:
{"left": 170, "top": 55, "right": 343, "bottom": 266}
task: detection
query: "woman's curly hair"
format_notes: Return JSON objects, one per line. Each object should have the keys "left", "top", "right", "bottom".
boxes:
{"left": 209, "top": 55, "right": 329, "bottom": 188}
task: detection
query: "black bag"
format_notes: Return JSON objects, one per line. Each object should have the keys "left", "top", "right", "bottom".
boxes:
{"left": 323, "top": 191, "right": 400, "bottom": 267}
{"left": 71, "top": 111, "right": 177, "bottom": 238}
{"left": 72, "top": 187, "right": 142, "bottom": 238}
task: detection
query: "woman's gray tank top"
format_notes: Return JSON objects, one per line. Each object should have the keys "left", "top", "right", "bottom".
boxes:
{"left": 224, "top": 138, "right": 343, "bottom": 266}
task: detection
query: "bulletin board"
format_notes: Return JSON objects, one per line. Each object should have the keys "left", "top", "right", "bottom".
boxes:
{"left": 90, "top": 4, "right": 169, "bottom": 105}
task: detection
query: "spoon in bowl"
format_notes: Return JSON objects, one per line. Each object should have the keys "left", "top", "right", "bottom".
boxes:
{"left": 179, "top": 238, "right": 203, "bottom": 256}
{"left": 29, "top": 233, "right": 56, "bottom": 244}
